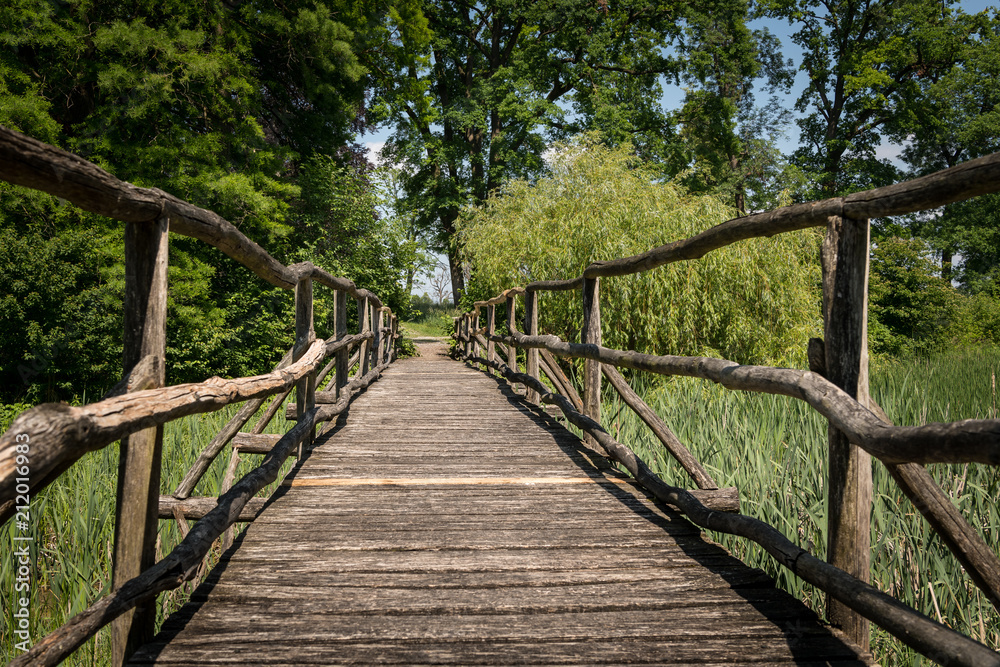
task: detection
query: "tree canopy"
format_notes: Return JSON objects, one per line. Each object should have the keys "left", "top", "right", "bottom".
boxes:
{"left": 0, "top": 0, "right": 421, "bottom": 402}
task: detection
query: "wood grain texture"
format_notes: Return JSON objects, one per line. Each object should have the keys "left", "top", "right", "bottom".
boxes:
{"left": 131, "top": 346, "right": 871, "bottom": 666}
{"left": 821, "top": 215, "right": 872, "bottom": 650}
{"left": 113, "top": 215, "right": 170, "bottom": 666}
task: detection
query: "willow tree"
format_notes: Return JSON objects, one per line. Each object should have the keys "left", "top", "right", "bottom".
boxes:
{"left": 458, "top": 137, "right": 822, "bottom": 367}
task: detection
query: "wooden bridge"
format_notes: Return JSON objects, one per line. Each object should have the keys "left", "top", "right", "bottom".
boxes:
{"left": 131, "top": 342, "right": 868, "bottom": 665}
{"left": 1, "top": 127, "right": 1000, "bottom": 666}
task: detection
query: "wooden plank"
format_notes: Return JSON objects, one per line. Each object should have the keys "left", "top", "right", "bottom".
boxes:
{"left": 112, "top": 214, "right": 169, "bottom": 666}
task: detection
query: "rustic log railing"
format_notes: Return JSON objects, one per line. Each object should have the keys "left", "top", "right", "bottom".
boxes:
{"left": 453, "top": 151, "right": 1000, "bottom": 667}
{"left": 0, "top": 127, "right": 400, "bottom": 667}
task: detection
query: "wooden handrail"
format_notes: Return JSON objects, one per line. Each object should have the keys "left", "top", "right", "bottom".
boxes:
{"left": 0, "top": 340, "right": 327, "bottom": 508}
{"left": 582, "top": 152, "right": 1000, "bottom": 281}
{"left": 490, "top": 329, "right": 1000, "bottom": 465}
{"left": 11, "top": 351, "right": 394, "bottom": 667}
{"left": 0, "top": 127, "right": 384, "bottom": 307}
{"left": 460, "top": 349, "right": 1000, "bottom": 666}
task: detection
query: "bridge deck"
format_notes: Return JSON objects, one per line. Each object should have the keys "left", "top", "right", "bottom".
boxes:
{"left": 132, "top": 343, "right": 870, "bottom": 665}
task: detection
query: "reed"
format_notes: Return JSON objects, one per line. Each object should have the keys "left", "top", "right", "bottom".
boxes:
{"left": 606, "top": 347, "right": 1000, "bottom": 665}
{"left": 0, "top": 399, "right": 295, "bottom": 665}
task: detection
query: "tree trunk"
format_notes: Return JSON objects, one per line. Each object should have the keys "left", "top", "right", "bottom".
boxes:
{"left": 447, "top": 246, "right": 465, "bottom": 305}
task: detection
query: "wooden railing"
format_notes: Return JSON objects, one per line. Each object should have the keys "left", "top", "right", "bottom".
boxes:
{"left": 0, "top": 127, "right": 400, "bottom": 667}
{"left": 453, "top": 151, "right": 1000, "bottom": 667}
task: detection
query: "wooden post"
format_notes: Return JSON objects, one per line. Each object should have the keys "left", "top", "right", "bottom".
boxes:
{"left": 295, "top": 277, "right": 315, "bottom": 459}
{"left": 358, "top": 297, "right": 371, "bottom": 377}
{"left": 390, "top": 315, "right": 398, "bottom": 362}
{"left": 525, "top": 290, "right": 540, "bottom": 403}
{"left": 485, "top": 305, "right": 496, "bottom": 376}
{"left": 506, "top": 295, "right": 518, "bottom": 391}
{"left": 582, "top": 277, "right": 601, "bottom": 448}
{"left": 111, "top": 215, "right": 168, "bottom": 667}
{"left": 372, "top": 308, "right": 384, "bottom": 370}
{"left": 334, "top": 291, "right": 349, "bottom": 399}
{"left": 822, "top": 214, "right": 872, "bottom": 651}
{"left": 463, "top": 314, "right": 471, "bottom": 359}
{"left": 472, "top": 310, "right": 481, "bottom": 363}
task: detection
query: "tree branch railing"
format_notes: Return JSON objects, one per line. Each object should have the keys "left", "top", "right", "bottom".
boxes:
{"left": 453, "top": 150, "right": 1000, "bottom": 666}
{"left": 0, "top": 126, "right": 401, "bottom": 666}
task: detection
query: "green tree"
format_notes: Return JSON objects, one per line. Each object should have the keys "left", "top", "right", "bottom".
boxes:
{"left": 868, "top": 233, "right": 958, "bottom": 356}
{"left": 672, "top": 0, "right": 796, "bottom": 213}
{"left": 764, "top": 0, "right": 961, "bottom": 196}
{"left": 887, "top": 8, "right": 1000, "bottom": 282}
{"left": 0, "top": 0, "right": 414, "bottom": 402}
{"left": 458, "top": 137, "right": 822, "bottom": 366}
{"left": 368, "top": 0, "right": 684, "bottom": 303}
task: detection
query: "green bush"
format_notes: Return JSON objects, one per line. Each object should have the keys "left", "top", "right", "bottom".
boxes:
{"left": 458, "top": 136, "right": 822, "bottom": 366}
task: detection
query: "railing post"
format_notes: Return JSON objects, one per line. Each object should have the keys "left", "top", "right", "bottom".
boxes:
{"left": 112, "top": 215, "right": 168, "bottom": 667}
{"left": 463, "top": 313, "right": 472, "bottom": 359}
{"left": 525, "top": 290, "right": 539, "bottom": 403}
{"left": 822, "top": 214, "right": 872, "bottom": 651}
{"left": 372, "top": 307, "right": 384, "bottom": 370}
{"left": 472, "top": 309, "right": 481, "bottom": 362}
{"left": 295, "top": 276, "right": 315, "bottom": 459}
{"left": 358, "top": 297, "right": 371, "bottom": 377}
{"left": 506, "top": 295, "right": 518, "bottom": 390}
{"left": 486, "top": 304, "right": 496, "bottom": 375}
{"left": 334, "top": 290, "right": 349, "bottom": 399}
{"left": 582, "top": 277, "right": 601, "bottom": 448}
{"left": 390, "top": 315, "right": 398, "bottom": 362}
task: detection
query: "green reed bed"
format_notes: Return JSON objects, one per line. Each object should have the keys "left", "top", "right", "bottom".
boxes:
{"left": 604, "top": 347, "right": 1000, "bottom": 665}
{"left": 1, "top": 400, "right": 295, "bottom": 665}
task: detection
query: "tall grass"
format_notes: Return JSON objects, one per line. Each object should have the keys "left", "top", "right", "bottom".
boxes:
{"left": 1, "top": 400, "right": 295, "bottom": 665}
{"left": 604, "top": 347, "right": 1000, "bottom": 664}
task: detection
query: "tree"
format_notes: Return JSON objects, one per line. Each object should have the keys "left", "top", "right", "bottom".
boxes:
{"left": 672, "top": 0, "right": 796, "bottom": 213}
{"left": 0, "top": 0, "right": 412, "bottom": 401}
{"left": 887, "top": 8, "right": 1000, "bottom": 282}
{"left": 868, "top": 232, "right": 958, "bottom": 356}
{"left": 764, "top": 0, "right": 960, "bottom": 196}
{"left": 367, "top": 0, "right": 685, "bottom": 303}
{"left": 428, "top": 262, "right": 453, "bottom": 305}
{"left": 458, "top": 137, "right": 822, "bottom": 366}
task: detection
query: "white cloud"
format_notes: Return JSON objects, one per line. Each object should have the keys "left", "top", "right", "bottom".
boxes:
{"left": 365, "top": 141, "right": 386, "bottom": 167}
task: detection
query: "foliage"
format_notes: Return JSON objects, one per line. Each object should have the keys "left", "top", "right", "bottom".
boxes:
{"left": 763, "top": 0, "right": 965, "bottom": 196}
{"left": 458, "top": 137, "right": 822, "bottom": 366}
{"left": 368, "top": 0, "right": 684, "bottom": 301}
{"left": 672, "top": 0, "right": 797, "bottom": 213}
{"left": 0, "top": 0, "right": 420, "bottom": 403}
{"left": 294, "top": 156, "right": 412, "bottom": 319}
{"left": 868, "top": 234, "right": 959, "bottom": 357}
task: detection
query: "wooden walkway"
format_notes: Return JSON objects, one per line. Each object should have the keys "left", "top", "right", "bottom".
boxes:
{"left": 131, "top": 343, "right": 871, "bottom": 665}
